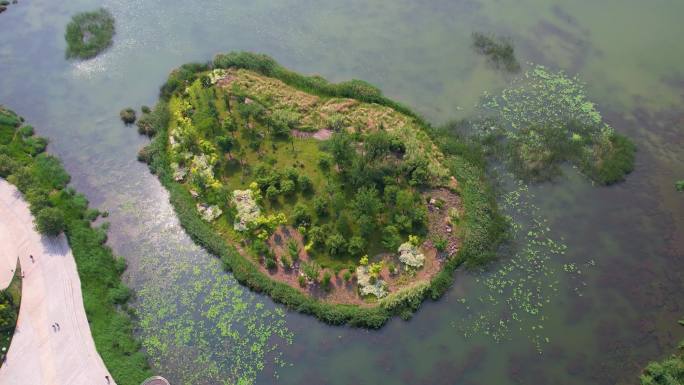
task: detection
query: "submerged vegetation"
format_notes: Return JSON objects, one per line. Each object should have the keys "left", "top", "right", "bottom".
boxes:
{"left": 477, "top": 65, "right": 636, "bottom": 184}
{"left": 0, "top": 0, "right": 15, "bottom": 15}
{"left": 139, "top": 51, "right": 505, "bottom": 327}
{"left": 65, "top": 8, "right": 115, "bottom": 60}
{"left": 676, "top": 180, "right": 684, "bottom": 192}
{"left": 472, "top": 32, "right": 520, "bottom": 73}
{"left": 0, "top": 106, "right": 151, "bottom": 384}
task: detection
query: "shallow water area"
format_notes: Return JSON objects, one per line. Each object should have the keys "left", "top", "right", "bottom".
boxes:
{"left": 1, "top": 1, "right": 683, "bottom": 384}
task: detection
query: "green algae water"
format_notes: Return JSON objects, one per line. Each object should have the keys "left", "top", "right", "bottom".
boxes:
{"left": 1, "top": 1, "right": 683, "bottom": 384}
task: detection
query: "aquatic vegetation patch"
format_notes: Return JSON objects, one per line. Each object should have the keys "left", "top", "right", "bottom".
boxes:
{"left": 471, "top": 32, "right": 520, "bottom": 73}
{"left": 478, "top": 65, "right": 635, "bottom": 184}
{"left": 135, "top": 235, "right": 293, "bottom": 385}
{"left": 676, "top": 180, "right": 684, "bottom": 192}
{"left": 0, "top": 106, "right": 151, "bottom": 384}
{"left": 65, "top": 8, "right": 116, "bottom": 60}
{"left": 452, "top": 180, "right": 589, "bottom": 351}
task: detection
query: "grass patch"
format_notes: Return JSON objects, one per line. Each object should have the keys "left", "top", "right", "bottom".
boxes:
{"left": 0, "top": 106, "right": 151, "bottom": 384}
{"left": 65, "top": 8, "right": 115, "bottom": 60}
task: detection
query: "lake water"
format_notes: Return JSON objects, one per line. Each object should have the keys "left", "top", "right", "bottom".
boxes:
{"left": 1, "top": 1, "right": 683, "bottom": 384}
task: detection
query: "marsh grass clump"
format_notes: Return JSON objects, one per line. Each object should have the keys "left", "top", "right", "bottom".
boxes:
{"left": 65, "top": 8, "right": 115, "bottom": 60}
{"left": 478, "top": 65, "right": 635, "bottom": 184}
{"left": 640, "top": 320, "right": 684, "bottom": 385}
{"left": 472, "top": 32, "right": 520, "bottom": 73}
{"left": 119, "top": 108, "right": 136, "bottom": 125}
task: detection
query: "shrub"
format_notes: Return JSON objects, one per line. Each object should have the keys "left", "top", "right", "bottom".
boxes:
{"left": 322, "top": 271, "right": 333, "bottom": 292}
{"left": 347, "top": 236, "right": 365, "bottom": 256}
{"left": 119, "top": 108, "right": 136, "bottom": 125}
{"left": 381, "top": 225, "right": 402, "bottom": 250}
{"left": 325, "top": 233, "right": 347, "bottom": 258}
{"left": 280, "top": 179, "right": 295, "bottom": 196}
{"left": 287, "top": 239, "right": 300, "bottom": 262}
{"left": 298, "top": 275, "right": 307, "bottom": 287}
{"left": 292, "top": 204, "right": 311, "bottom": 227}
{"left": 343, "top": 270, "right": 352, "bottom": 282}
{"left": 141, "top": 105, "right": 151, "bottom": 114}
{"left": 302, "top": 261, "right": 321, "bottom": 282}
{"left": 313, "top": 196, "right": 328, "bottom": 217}
{"left": 35, "top": 207, "right": 66, "bottom": 236}
{"left": 297, "top": 174, "right": 313, "bottom": 193}
{"left": 676, "top": 180, "right": 684, "bottom": 192}
{"left": 64, "top": 8, "right": 115, "bottom": 60}
{"left": 433, "top": 236, "right": 448, "bottom": 252}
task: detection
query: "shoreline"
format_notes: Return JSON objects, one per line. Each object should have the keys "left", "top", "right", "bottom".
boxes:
{"left": 0, "top": 180, "right": 115, "bottom": 385}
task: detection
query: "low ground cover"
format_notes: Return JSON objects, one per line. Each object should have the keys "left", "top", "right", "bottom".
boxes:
{"left": 0, "top": 106, "right": 151, "bottom": 384}
{"left": 139, "top": 52, "right": 505, "bottom": 326}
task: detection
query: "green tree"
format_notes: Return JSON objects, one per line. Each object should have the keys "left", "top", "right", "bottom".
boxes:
{"left": 35, "top": 207, "right": 66, "bottom": 236}
{"left": 325, "top": 233, "right": 347, "bottom": 258}
{"left": 350, "top": 186, "right": 382, "bottom": 220}
{"left": 216, "top": 135, "right": 235, "bottom": 158}
{"left": 313, "top": 196, "right": 328, "bottom": 217}
{"left": 329, "top": 132, "right": 355, "bottom": 171}
{"left": 322, "top": 271, "right": 333, "bottom": 292}
{"left": 382, "top": 225, "right": 402, "bottom": 250}
{"left": 347, "top": 236, "right": 365, "bottom": 256}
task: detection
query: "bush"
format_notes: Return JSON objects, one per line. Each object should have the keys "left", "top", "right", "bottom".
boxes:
{"left": 322, "top": 271, "right": 333, "bottom": 292}
{"left": 65, "top": 8, "right": 115, "bottom": 60}
{"left": 119, "top": 108, "right": 136, "bottom": 125}
{"left": 676, "top": 180, "right": 684, "bottom": 192}
{"left": 35, "top": 207, "right": 66, "bottom": 236}
{"left": 298, "top": 275, "right": 307, "bottom": 287}
{"left": 302, "top": 261, "right": 321, "bottom": 282}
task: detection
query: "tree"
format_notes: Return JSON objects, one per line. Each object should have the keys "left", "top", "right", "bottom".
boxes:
{"left": 265, "top": 185, "right": 279, "bottom": 200}
{"left": 329, "top": 132, "right": 355, "bottom": 171}
{"left": 216, "top": 135, "right": 235, "bottom": 158}
{"left": 325, "top": 233, "right": 347, "bottom": 258}
{"left": 382, "top": 225, "right": 402, "bottom": 250}
{"left": 350, "top": 186, "right": 382, "bottom": 219}
{"left": 292, "top": 204, "right": 311, "bottom": 227}
{"left": 347, "top": 236, "right": 365, "bottom": 256}
{"left": 35, "top": 207, "right": 66, "bottom": 236}
{"left": 280, "top": 179, "right": 295, "bottom": 196}
{"left": 313, "top": 196, "right": 328, "bottom": 217}
{"left": 364, "top": 131, "right": 391, "bottom": 160}
{"left": 297, "top": 174, "right": 313, "bottom": 193}
{"left": 222, "top": 117, "right": 238, "bottom": 137}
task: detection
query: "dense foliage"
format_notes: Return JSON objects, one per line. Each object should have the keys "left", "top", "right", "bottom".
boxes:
{"left": 0, "top": 273, "right": 20, "bottom": 364}
{"left": 65, "top": 8, "right": 115, "bottom": 60}
{"left": 640, "top": 321, "right": 684, "bottom": 385}
{"left": 0, "top": 106, "right": 151, "bottom": 383}
{"left": 471, "top": 32, "right": 520, "bottom": 72}
{"left": 478, "top": 65, "right": 636, "bottom": 184}
{"left": 140, "top": 52, "right": 506, "bottom": 326}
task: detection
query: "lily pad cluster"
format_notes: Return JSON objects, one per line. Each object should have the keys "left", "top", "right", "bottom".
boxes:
{"left": 453, "top": 179, "right": 588, "bottom": 351}
{"left": 478, "top": 65, "right": 635, "bottom": 184}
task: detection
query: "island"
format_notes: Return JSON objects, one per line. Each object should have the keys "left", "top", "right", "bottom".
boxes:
{"left": 64, "top": 8, "right": 116, "bottom": 60}
{"left": 138, "top": 52, "right": 505, "bottom": 327}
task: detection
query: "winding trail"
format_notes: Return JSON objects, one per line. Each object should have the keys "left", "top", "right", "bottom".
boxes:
{"left": 0, "top": 180, "right": 115, "bottom": 385}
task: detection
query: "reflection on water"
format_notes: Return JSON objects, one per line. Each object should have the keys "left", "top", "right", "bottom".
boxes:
{"left": 0, "top": 0, "right": 683, "bottom": 384}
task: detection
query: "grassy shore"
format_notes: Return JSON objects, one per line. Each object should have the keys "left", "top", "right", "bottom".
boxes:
{"left": 0, "top": 106, "right": 151, "bottom": 384}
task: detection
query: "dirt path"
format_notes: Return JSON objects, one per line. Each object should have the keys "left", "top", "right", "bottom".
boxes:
{"left": 0, "top": 180, "right": 115, "bottom": 385}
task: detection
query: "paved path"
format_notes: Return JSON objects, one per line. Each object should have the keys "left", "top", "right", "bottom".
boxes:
{"left": 0, "top": 180, "right": 116, "bottom": 385}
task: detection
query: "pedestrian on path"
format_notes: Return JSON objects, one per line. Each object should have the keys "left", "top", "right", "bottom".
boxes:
{"left": 29, "top": 255, "right": 34, "bottom": 263}
{"left": 105, "top": 375, "right": 110, "bottom": 383}
{"left": 55, "top": 322, "right": 60, "bottom": 331}
{"left": 51, "top": 324, "right": 56, "bottom": 332}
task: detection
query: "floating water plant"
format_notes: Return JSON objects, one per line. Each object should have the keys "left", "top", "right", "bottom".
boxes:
{"left": 478, "top": 65, "right": 635, "bottom": 184}
{"left": 453, "top": 179, "right": 588, "bottom": 351}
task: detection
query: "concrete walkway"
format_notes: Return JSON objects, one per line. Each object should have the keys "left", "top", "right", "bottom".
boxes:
{"left": 0, "top": 180, "right": 116, "bottom": 385}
